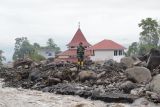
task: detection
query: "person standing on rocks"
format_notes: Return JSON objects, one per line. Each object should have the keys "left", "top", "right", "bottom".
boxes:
{"left": 77, "top": 42, "right": 85, "bottom": 70}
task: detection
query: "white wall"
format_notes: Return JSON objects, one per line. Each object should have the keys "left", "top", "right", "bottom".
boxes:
{"left": 90, "top": 50, "right": 125, "bottom": 62}
{"left": 90, "top": 50, "right": 114, "bottom": 61}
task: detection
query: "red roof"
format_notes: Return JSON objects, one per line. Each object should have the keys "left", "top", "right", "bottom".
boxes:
{"left": 67, "top": 28, "right": 91, "bottom": 47}
{"left": 57, "top": 49, "right": 92, "bottom": 56}
{"left": 88, "top": 39, "right": 126, "bottom": 50}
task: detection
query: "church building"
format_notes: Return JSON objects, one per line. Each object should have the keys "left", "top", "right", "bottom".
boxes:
{"left": 57, "top": 27, "right": 92, "bottom": 62}
{"left": 57, "top": 25, "right": 126, "bottom": 62}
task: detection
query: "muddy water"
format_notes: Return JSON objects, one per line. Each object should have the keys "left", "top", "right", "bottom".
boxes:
{"left": 0, "top": 79, "right": 159, "bottom": 107}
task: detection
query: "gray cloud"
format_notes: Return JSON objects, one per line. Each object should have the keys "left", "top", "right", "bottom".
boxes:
{"left": 0, "top": 0, "right": 160, "bottom": 61}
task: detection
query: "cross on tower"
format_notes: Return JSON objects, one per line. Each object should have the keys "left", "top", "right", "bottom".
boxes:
{"left": 78, "top": 22, "right": 80, "bottom": 28}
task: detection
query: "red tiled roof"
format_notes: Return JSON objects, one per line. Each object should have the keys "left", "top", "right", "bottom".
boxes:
{"left": 88, "top": 39, "right": 126, "bottom": 50}
{"left": 67, "top": 28, "right": 91, "bottom": 47}
{"left": 57, "top": 49, "right": 92, "bottom": 56}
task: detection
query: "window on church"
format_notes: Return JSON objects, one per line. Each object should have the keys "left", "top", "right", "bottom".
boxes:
{"left": 92, "top": 50, "right": 95, "bottom": 56}
{"left": 119, "top": 50, "right": 122, "bottom": 56}
{"left": 114, "top": 50, "right": 118, "bottom": 56}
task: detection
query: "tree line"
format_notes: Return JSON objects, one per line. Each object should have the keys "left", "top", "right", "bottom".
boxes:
{"left": 0, "top": 37, "right": 60, "bottom": 65}
{"left": 12, "top": 37, "right": 61, "bottom": 61}
{"left": 127, "top": 18, "right": 160, "bottom": 56}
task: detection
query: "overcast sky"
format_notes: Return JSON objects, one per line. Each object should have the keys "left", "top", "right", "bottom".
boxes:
{"left": 0, "top": 0, "right": 160, "bottom": 61}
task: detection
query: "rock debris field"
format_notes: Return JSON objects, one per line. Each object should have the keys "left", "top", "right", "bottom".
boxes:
{"left": 0, "top": 48, "right": 160, "bottom": 107}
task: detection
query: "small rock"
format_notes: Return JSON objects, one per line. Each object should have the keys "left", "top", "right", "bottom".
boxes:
{"left": 70, "top": 67, "right": 77, "bottom": 72}
{"left": 24, "top": 65, "right": 29, "bottom": 69}
{"left": 103, "top": 59, "right": 115, "bottom": 66}
{"left": 133, "top": 60, "right": 142, "bottom": 66}
{"left": 48, "top": 77, "right": 61, "bottom": 85}
{"left": 97, "top": 71, "right": 106, "bottom": 78}
{"left": 120, "top": 81, "right": 137, "bottom": 93}
{"left": 130, "top": 87, "right": 146, "bottom": 97}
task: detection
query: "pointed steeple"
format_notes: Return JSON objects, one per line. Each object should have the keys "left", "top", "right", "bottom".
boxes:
{"left": 67, "top": 27, "right": 91, "bottom": 47}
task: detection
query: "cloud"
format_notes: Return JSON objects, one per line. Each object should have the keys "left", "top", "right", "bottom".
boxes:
{"left": 0, "top": 0, "right": 160, "bottom": 61}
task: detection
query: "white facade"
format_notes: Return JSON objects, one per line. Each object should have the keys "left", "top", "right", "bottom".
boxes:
{"left": 90, "top": 50, "right": 125, "bottom": 62}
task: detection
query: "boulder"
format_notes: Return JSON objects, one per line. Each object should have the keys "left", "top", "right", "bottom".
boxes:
{"left": 120, "top": 57, "right": 138, "bottom": 68}
{"left": 119, "top": 81, "right": 137, "bottom": 93}
{"left": 125, "top": 67, "right": 152, "bottom": 84}
{"left": 29, "top": 68, "right": 41, "bottom": 81}
{"left": 78, "top": 70, "right": 97, "bottom": 82}
{"left": 148, "top": 74, "right": 160, "bottom": 94}
{"left": 146, "top": 91, "right": 160, "bottom": 103}
{"left": 147, "top": 56, "right": 160, "bottom": 71}
{"left": 47, "top": 77, "right": 61, "bottom": 85}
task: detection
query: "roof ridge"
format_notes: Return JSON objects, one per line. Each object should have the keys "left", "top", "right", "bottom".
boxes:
{"left": 89, "top": 39, "right": 125, "bottom": 50}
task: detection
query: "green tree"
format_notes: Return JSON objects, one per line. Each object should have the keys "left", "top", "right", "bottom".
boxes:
{"left": 138, "top": 18, "right": 160, "bottom": 54}
{"left": 13, "top": 37, "right": 45, "bottom": 61}
{"left": 46, "top": 38, "right": 60, "bottom": 53}
{"left": 0, "top": 50, "right": 5, "bottom": 66}
{"left": 13, "top": 37, "right": 28, "bottom": 60}
{"left": 127, "top": 42, "right": 139, "bottom": 56}
{"left": 33, "top": 43, "right": 41, "bottom": 49}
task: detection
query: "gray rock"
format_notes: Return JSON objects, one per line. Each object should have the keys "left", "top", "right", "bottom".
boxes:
{"left": 147, "top": 56, "right": 160, "bottom": 71}
{"left": 130, "top": 87, "right": 146, "bottom": 97}
{"left": 146, "top": 91, "right": 160, "bottom": 103}
{"left": 120, "top": 81, "right": 137, "bottom": 93}
{"left": 133, "top": 60, "right": 142, "bottom": 66}
{"left": 125, "top": 67, "right": 152, "bottom": 84}
{"left": 78, "top": 70, "right": 97, "bottom": 82}
{"left": 120, "top": 57, "right": 136, "bottom": 68}
{"left": 29, "top": 68, "right": 41, "bottom": 81}
{"left": 97, "top": 71, "right": 106, "bottom": 78}
{"left": 148, "top": 74, "right": 160, "bottom": 94}
{"left": 70, "top": 67, "right": 77, "bottom": 72}
{"left": 47, "top": 77, "right": 61, "bottom": 85}
{"left": 103, "top": 59, "right": 115, "bottom": 66}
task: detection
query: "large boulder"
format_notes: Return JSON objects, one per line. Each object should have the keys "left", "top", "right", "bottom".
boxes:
{"left": 125, "top": 67, "right": 152, "bottom": 84}
{"left": 78, "top": 70, "right": 97, "bottom": 82}
{"left": 148, "top": 74, "right": 160, "bottom": 94}
{"left": 29, "top": 68, "right": 41, "bottom": 81}
{"left": 147, "top": 56, "right": 160, "bottom": 71}
{"left": 146, "top": 48, "right": 160, "bottom": 70}
{"left": 120, "top": 57, "right": 139, "bottom": 68}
